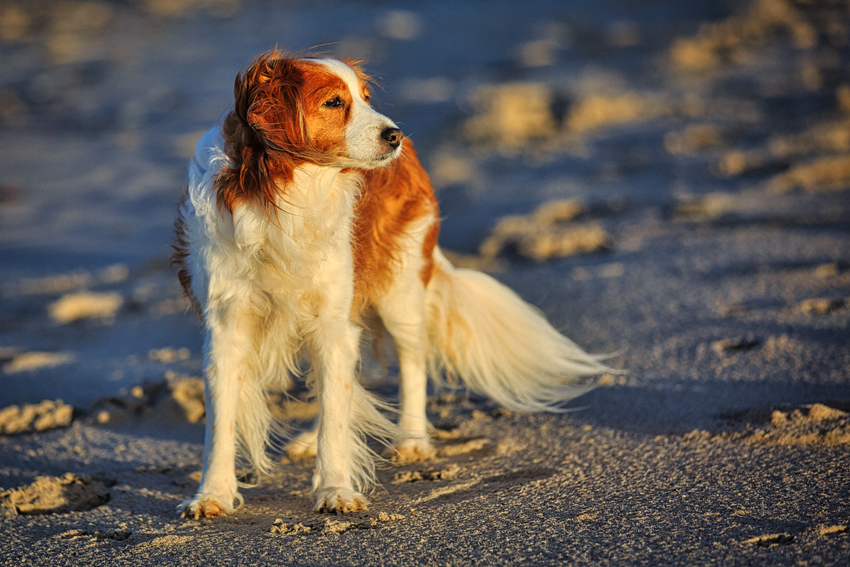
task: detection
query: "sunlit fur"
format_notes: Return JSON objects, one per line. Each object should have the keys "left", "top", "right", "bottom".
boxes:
{"left": 172, "top": 50, "right": 611, "bottom": 518}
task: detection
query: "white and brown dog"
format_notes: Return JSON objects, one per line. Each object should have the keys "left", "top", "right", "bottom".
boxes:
{"left": 172, "top": 50, "right": 608, "bottom": 518}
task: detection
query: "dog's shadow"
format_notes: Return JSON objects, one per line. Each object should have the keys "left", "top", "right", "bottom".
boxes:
{"left": 567, "top": 378, "right": 850, "bottom": 436}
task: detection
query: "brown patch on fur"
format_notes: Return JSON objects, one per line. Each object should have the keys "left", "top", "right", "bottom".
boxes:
{"left": 170, "top": 190, "right": 203, "bottom": 319}
{"left": 214, "top": 51, "right": 365, "bottom": 213}
{"left": 215, "top": 51, "right": 306, "bottom": 213}
{"left": 420, "top": 220, "right": 440, "bottom": 286}
{"left": 298, "top": 63, "right": 354, "bottom": 156}
{"left": 352, "top": 141, "right": 439, "bottom": 313}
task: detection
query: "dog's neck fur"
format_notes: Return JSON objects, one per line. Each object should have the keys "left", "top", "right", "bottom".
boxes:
{"left": 232, "top": 164, "right": 361, "bottom": 266}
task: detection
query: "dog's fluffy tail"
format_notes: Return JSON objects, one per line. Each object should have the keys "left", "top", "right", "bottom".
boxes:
{"left": 424, "top": 248, "right": 612, "bottom": 413}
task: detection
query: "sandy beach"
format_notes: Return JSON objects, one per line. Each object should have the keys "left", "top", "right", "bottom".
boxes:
{"left": 1, "top": 0, "right": 848, "bottom": 564}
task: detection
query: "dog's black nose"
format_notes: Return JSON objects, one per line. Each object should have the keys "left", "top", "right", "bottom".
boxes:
{"left": 381, "top": 127, "right": 403, "bottom": 149}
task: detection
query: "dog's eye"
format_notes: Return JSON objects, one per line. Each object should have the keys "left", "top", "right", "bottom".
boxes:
{"left": 323, "top": 96, "right": 343, "bottom": 108}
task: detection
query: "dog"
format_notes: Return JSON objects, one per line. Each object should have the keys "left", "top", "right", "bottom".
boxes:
{"left": 172, "top": 50, "right": 609, "bottom": 518}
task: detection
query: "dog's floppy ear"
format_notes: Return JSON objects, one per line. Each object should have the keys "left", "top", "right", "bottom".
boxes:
{"left": 216, "top": 50, "right": 306, "bottom": 213}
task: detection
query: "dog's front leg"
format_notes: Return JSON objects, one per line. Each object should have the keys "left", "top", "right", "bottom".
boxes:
{"left": 311, "top": 319, "right": 368, "bottom": 513}
{"left": 179, "top": 305, "right": 254, "bottom": 519}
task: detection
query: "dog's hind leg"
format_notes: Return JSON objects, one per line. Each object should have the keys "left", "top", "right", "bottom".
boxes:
{"left": 376, "top": 216, "right": 437, "bottom": 462}
{"left": 378, "top": 280, "right": 434, "bottom": 462}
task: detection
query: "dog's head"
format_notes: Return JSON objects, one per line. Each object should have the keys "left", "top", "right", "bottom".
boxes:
{"left": 216, "top": 50, "right": 403, "bottom": 212}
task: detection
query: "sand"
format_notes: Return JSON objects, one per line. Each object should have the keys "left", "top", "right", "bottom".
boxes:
{"left": 1, "top": 473, "right": 110, "bottom": 517}
{"left": 1, "top": 0, "right": 849, "bottom": 565}
{"left": 0, "top": 400, "right": 73, "bottom": 435}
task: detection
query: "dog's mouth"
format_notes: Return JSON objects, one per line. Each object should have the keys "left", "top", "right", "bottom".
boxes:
{"left": 372, "top": 151, "right": 399, "bottom": 166}
{"left": 354, "top": 146, "right": 402, "bottom": 169}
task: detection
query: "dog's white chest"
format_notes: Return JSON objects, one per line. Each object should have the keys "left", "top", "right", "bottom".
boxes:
{"left": 233, "top": 165, "right": 360, "bottom": 306}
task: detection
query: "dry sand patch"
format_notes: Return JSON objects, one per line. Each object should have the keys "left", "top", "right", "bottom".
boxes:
{"left": 392, "top": 464, "right": 462, "bottom": 484}
{"left": 48, "top": 291, "right": 123, "bottom": 323}
{"left": 2, "top": 351, "right": 75, "bottom": 373}
{"left": 711, "top": 403, "right": 850, "bottom": 446}
{"left": 87, "top": 375, "right": 205, "bottom": 425}
{"left": 1, "top": 473, "right": 109, "bottom": 516}
{"left": 669, "top": 0, "right": 819, "bottom": 71}
{"left": 479, "top": 199, "right": 612, "bottom": 262}
{"left": 0, "top": 399, "right": 73, "bottom": 434}
{"left": 267, "top": 511, "right": 406, "bottom": 539}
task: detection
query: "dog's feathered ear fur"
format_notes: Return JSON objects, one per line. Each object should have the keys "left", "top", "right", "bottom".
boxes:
{"left": 216, "top": 50, "right": 308, "bottom": 213}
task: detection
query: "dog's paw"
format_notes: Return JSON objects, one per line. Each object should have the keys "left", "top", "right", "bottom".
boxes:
{"left": 178, "top": 493, "right": 239, "bottom": 520}
{"left": 388, "top": 438, "right": 436, "bottom": 463}
{"left": 313, "top": 487, "right": 369, "bottom": 514}
{"left": 284, "top": 429, "right": 318, "bottom": 459}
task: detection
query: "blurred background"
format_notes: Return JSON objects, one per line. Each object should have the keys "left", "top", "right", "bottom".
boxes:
{"left": 1, "top": 0, "right": 849, "bottom": 414}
